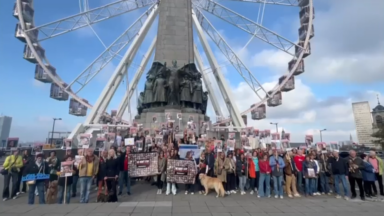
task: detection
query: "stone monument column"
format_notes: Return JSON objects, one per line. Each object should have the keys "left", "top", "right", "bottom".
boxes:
{"left": 155, "top": 0, "right": 194, "bottom": 66}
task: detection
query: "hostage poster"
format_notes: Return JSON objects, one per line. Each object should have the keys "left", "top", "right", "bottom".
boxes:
{"left": 166, "top": 159, "right": 197, "bottom": 184}
{"left": 128, "top": 152, "right": 159, "bottom": 177}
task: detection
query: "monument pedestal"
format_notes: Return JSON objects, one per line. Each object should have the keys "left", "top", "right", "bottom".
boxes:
{"left": 135, "top": 108, "right": 210, "bottom": 135}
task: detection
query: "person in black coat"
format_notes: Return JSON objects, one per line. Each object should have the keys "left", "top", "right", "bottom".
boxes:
{"left": 23, "top": 153, "right": 49, "bottom": 204}
{"left": 57, "top": 155, "right": 76, "bottom": 204}
{"left": 327, "top": 151, "right": 349, "bottom": 198}
{"left": 97, "top": 151, "right": 108, "bottom": 197}
{"left": 20, "top": 149, "right": 33, "bottom": 193}
{"left": 205, "top": 148, "right": 215, "bottom": 177}
{"left": 105, "top": 149, "right": 119, "bottom": 202}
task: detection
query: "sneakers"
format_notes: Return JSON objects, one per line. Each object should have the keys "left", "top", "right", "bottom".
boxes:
{"left": 12, "top": 196, "right": 18, "bottom": 200}
{"left": 250, "top": 190, "right": 254, "bottom": 195}
{"left": 156, "top": 189, "right": 161, "bottom": 194}
{"left": 288, "top": 194, "right": 293, "bottom": 198}
{"left": 280, "top": 195, "right": 283, "bottom": 199}
{"left": 274, "top": 195, "right": 278, "bottom": 199}
{"left": 335, "top": 195, "right": 341, "bottom": 199}
{"left": 231, "top": 190, "right": 236, "bottom": 194}
{"left": 241, "top": 191, "right": 245, "bottom": 195}
{"left": 2, "top": 198, "right": 7, "bottom": 201}
{"left": 190, "top": 192, "right": 194, "bottom": 195}
{"left": 185, "top": 191, "right": 188, "bottom": 195}
{"left": 294, "top": 193, "right": 301, "bottom": 197}
{"left": 257, "top": 195, "right": 261, "bottom": 198}
{"left": 16, "top": 192, "right": 20, "bottom": 196}
{"left": 344, "top": 196, "right": 349, "bottom": 200}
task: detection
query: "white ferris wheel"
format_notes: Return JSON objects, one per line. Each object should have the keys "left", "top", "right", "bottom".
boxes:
{"left": 13, "top": 0, "right": 314, "bottom": 144}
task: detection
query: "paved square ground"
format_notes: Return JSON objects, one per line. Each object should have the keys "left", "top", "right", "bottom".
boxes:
{"left": 0, "top": 178, "right": 383, "bottom": 216}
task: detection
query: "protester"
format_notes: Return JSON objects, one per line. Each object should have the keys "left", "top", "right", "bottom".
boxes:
{"left": 23, "top": 153, "right": 49, "bottom": 204}
{"left": 368, "top": 151, "right": 383, "bottom": 196}
{"left": 166, "top": 150, "right": 178, "bottom": 195}
{"left": 258, "top": 153, "right": 271, "bottom": 198}
{"left": 270, "top": 150, "right": 285, "bottom": 199}
{"left": 318, "top": 153, "right": 331, "bottom": 195}
{"left": 157, "top": 151, "right": 167, "bottom": 194}
{"left": 71, "top": 149, "right": 83, "bottom": 197}
{"left": 2, "top": 148, "right": 23, "bottom": 201}
{"left": 46, "top": 151, "right": 60, "bottom": 182}
{"left": 361, "top": 153, "right": 376, "bottom": 198}
{"left": 236, "top": 153, "right": 248, "bottom": 195}
{"left": 303, "top": 155, "right": 317, "bottom": 196}
{"left": 57, "top": 155, "right": 75, "bottom": 204}
{"left": 328, "top": 151, "right": 349, "bottom": 200}
{"left": 18, "top": 149, "right": 32, "bottom": 194}
{"left": 284, "top": 151, "right": 300, "bottom": 198}
{"left": 250, "top": 151, "right": 259, "bottom": 194}
{"left": 105, "top": 149, "right": 119, "bottom": 202}
{"left": 118, "top": 146, "right": 131, "bottom": 195}
{"left": 348, "top": 150, "right": 365, "bottom": 200}
{"left": 78, "top": 148, "right": 99, "bottom": 203}
{"left": 97, "top": 151, "right": 108, "bottom": 197}
{"left": 185, "top": 151, "right": 196, "bottom": 194}
{"left": 293, "top": 150, "right": 305, "bottom": 194}
{"left": 196, "top": 152, "right": 207, "bottom": 194}
{"left": 214, "top": 152, "right": 227, "bottom": 195}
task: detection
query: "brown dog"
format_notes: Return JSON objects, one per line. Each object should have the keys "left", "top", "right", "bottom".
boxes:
{"left": 46, "top": 180, "right": 58, "bottom": 204}
{"left": 199, "top": 173, "right": 225, "bottom": 198}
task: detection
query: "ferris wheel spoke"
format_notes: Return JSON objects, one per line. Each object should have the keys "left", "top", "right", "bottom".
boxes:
{"left": 25, "top": 0, "right": 157, "bottom": 42}
{"left": 194, "top": 8, "right": 268, "bottom": 100}
{"left": 219, "top": 0, "right": 299, "bottom": 6}
{"left": 67, "top": 4, "right": 158, "bottom": 94}
{"left": 194, "top": 0, "right": 301, "bottom": 56}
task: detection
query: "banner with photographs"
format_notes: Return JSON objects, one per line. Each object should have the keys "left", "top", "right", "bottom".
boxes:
{"left": 63, "top": 139, "right": 72, "bottom": 150}
{"left": 60, "top": 161, "right": 73, "bottom": 177}
{"left": 128, "top": 152, "right": 159, "bottom": 177}
{"left": 271, "top": 133, "right": 280, "bottom": 140}
{"left": 78, "top": 134, "right": 92, "bottom": 149}
{"left": 6, "top": 137, "right": 19, "bottom": 150}
{"left": 179, "top": 144, "right": 200, "bottom": 159}
{"left": 166, "top": 159, "right": 197, "bottom": 184}
{"left": 305, "top": 135, "right": 313, "bottom": 147}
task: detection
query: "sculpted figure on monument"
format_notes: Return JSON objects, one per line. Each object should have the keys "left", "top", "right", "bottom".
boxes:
{"left": 143, "top": 74, "right": 155, "bottom": 108}
{"left": 201, "top": 91, "right": 209, "bottom": 115}
{"left": 180, "top": 75, "right": 193, "bottom": 108}
{"left": 137, "top": 92, "right": 144, "bottom": 115}
{"left": 167, "top": 60, "right": 181, "bottom": 106}
{"left": 192, "top": 74, "right": 203, "bottom": 110}
{"left": 152, "top": 64, "right": 168, "bottom": 107}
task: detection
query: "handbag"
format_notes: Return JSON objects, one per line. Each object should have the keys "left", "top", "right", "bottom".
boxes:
{"left": 27, "top": 164, "right": 44, "bottom": 185}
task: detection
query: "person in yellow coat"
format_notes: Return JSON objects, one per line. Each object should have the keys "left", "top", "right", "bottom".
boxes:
{"left": 2, "top": 148, "right": 23, "bottom": 201}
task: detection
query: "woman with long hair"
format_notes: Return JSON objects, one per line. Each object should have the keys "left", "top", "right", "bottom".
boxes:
{"left": 236, "top": 153, "right": 248, "bottom": 195}
{"left": 214, "top": 152, "right": 227, "bottom": 194}
{"left": 224, "top": 152, "right": 236, "bottom": 194}
{"left": 185, "top": 151, "right": 196, "bottom": 194}
{"left": 105, "top": 149, "right": 119, "bottom": 202}
{"left": 284, "top": 151, "right": 300, "bottom": 198}
{"left": 196, "top": 152, "right": 207, "bottom": 194}
{"left": 166, "top": 150, "right": 177, "bottom": 195}
{"left": 157, "top": 151, "right": 167, "bottom": 194}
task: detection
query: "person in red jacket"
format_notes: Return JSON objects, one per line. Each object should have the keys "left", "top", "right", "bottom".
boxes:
{"left": 247, "top": 154, "right": 256, "bottom": 194}
{"left": 293, "top": 150, "right": 306, "bottom": 194}
{"left": 258, "top": 154, "right": 271, "bottom": 198}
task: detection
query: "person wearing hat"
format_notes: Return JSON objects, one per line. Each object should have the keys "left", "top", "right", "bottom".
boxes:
{"left": 23, "top": 153, "right": 49, "bottom": 204}
{"left": 2, "top": 148, "right": 23, "bottom": 201}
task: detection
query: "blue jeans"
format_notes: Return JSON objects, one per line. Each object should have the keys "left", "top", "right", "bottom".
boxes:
{"left": 296, "top": 171, "right": 303, "bottom": 193}
{"left": 305, "top": 178, "right": 316, "bottom": 195}
{"left": 319, "top": 173, "right": 330, "bottom": 193}
{"left": 334, "top": 174, "right": 349, "bottom": 196}
{"left": 79, "top": 177, "right": 92, "bottom": 203}
{"left": 273, "top": 176, "right": 283, "bottom": 196}
{"left": 258, "top": 173, "right": 270, "bottom": 197}
{"left": 238, "top": 176, "right": 247, "bottom": 192}
{"left": 72, "top": 175, "right": 78, "bottom": 196}
{"left": 57, "top": 185, "right": 71, "bottom": 204}
{"left": 119, "top": 171, "right": 131, "bottom": 193}
{"left": 28, "top": 181, "right": 45, "bottom": 205}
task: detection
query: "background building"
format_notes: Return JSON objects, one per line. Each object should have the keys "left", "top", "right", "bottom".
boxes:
{"left": 0, "top": 115, "right": 12, "bottom": 148}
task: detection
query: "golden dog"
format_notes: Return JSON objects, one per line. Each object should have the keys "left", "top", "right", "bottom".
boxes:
{"left": 199, "top": 173, "right": 225, "bottom": 198}
{"left": 46, "top": 180, "right": 58, "bottom": 204}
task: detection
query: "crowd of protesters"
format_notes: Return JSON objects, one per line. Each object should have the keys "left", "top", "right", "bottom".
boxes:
{"left": 1, "top": 132, "right": 383, "bottom": 205}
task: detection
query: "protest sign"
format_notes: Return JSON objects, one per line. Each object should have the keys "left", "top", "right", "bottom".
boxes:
{"left": 166, "top": 159, "right": 197, "bottom": 184}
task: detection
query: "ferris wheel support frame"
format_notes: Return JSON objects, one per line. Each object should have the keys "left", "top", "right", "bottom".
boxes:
{"left": 193, "top": 11, "right": 245, "bottom": 128}
{"left": 84, "top": 5, "right": 158, "bottom": 125}
{"left": 194, "top": 45, "right": 224, "bottom": 118}
{"left": 223, "top": 0, "right": 299, "bottom": 6}
{"left": 116, "top": 36, "right": 157, "bottom": 120}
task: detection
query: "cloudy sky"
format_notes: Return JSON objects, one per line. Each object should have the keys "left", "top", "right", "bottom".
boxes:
{"left": 0, "top": 0, "right": 383, "bottom": 143}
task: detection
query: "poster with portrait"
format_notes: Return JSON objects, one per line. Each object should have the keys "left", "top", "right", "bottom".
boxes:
{"left": 145, "top": 136, "right": 152, "bottom": 147}
{"left": 32, "top": 143, "right": 44, "bottom": 154}
{"left": 241, "top": 137, "right": 251, "bottom": 149}
{"left": 253, "top": 129, "right": 259, "bottom": 137}
{"left": 214, "top": 140, "right": 223, "bottom": 152}
{"left": 102, "top": 125, "right": 108, "bottom": 134}
{"left": 317, "top": 142, "right": 327, "bottom": 152}
{"left": 155, "top": 135, "right": 163, "bottom": 145}
{"left": 246, "top": 127, "right": 253, "bottom": 137}
{"left": 125, "top": 138, "right": 134, "bottom": 146}
{"left": 63, "top": 139, "right": 72, "bottom": 150}
{"left": 96, "top": 138, "right": 106, "bottom": 150}
{"left": 60, "top": 161, "right": 73, "bottom": 177}
{"left": 227, "top": 139, "right": 235, "bottom": 150}
{"left": 74, "top": 155, "right": 83, "bottom": 167}
{"left": 200, "top": 121, "right": 208, "bottom": 134}
{"left": 128, "top": 152, "right": 159, "bottom": 177}
{"left": 284, "top": 133, "right": 291, "bottom": 141}
{"left": 197, "top": 138, "right": 206, "bottom": 150}
{"left": 167, "top": 121, "right": 174, "bottom": 129}
{"left": 281, "top": 139, "right": 289, "bottom": 149}
{"left": 166, "top": 159, "right": 197, "bottom": 184}
{"left": 272, "top": 133, "right": 280, "bottom": 140}
{"left": 6, "top": 137, "right": 19, "bottom": 150}
{"left": 179, "top": 144, "right": 200, "bottom": 159}
{"left": 305, "top": 135, "right": 313, "bottom": 147}
{"left": 107, "top": 133, "right": 115, "bottom": 144}
{"left": 240, "top": 130, "right": 247, "bottom": 138}
{"left": 143, "top": 128, "right": 150, "bottom": 137}
{"left": 78, "top": 134, "right": 91, "bottom": 149}
{"left": 187, "top": 122, "right": 196, "bottom": 130}
{"left": 271, "top": 141, "right": 282, "bottom": 150}
{"left": 264, "top": 129, "right": 271, "bottom": 137}
{"left": 136, "top": 140, "right": 143, "bottom": 151}
{"left": 188, "top": 115, "right": 194, "bottom": 122}
{"left": 165, "top": 112, "right": 171, "bottom": 120}
{"left": 228, "top": 132, "right": 235, "bottom": 140}
{"left": 152, "top": 115, "right": 158, "bottom": 123}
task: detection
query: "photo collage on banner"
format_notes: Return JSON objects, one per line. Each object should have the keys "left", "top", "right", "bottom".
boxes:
{"left": 179, "top": 144, "right": 200, "bottom": 159}
{"left": 78, "top": 134, "right": 92, "bottom": 149}
{"left": 60, "top": 161, "right": 73, "bottom": 177}
{"left": 128, "top": 152, "right": 159, "bottom": 177}
{"left": 6, "top": 137, "right": 19, "bottom": 150}
{"left": 166, "top": 159, "right": 197, "bottom": 184}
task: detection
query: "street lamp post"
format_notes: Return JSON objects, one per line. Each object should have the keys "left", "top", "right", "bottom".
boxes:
{"left": 270, "top": 122, "right": 278, "bottom": 134}
{"left": 320, "top": 129, "right": 326, "bottom": 142}
{"left": 51, "top": 118, "right": 62, "bottom": 146}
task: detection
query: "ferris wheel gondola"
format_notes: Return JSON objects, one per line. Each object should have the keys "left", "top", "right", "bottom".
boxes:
{"left": 13, "top": 0, "right": 315, "bottom": 144}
